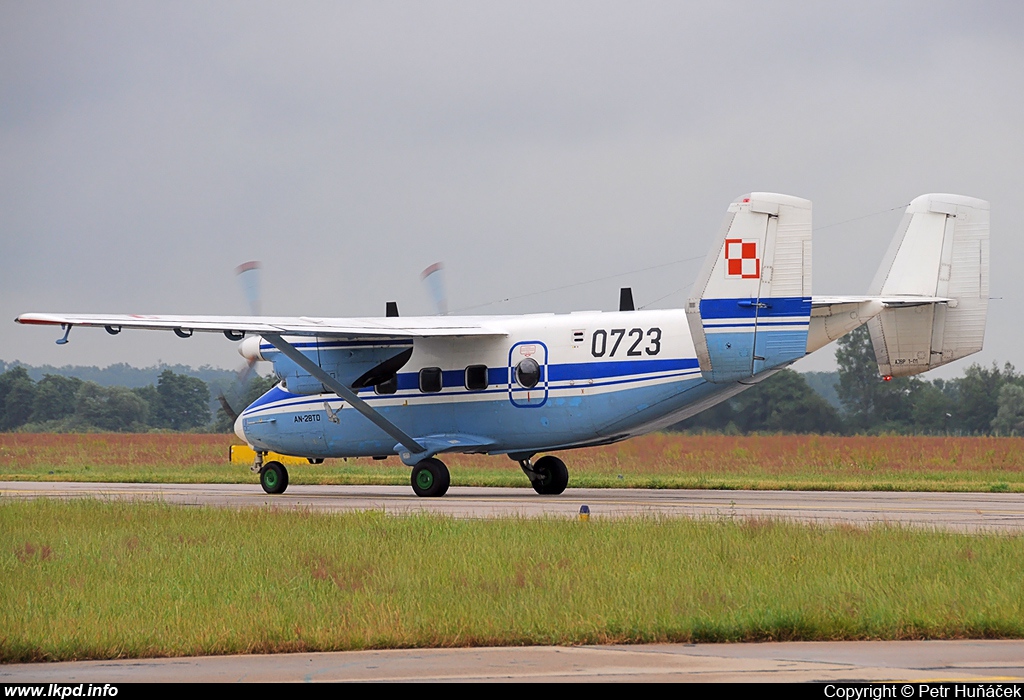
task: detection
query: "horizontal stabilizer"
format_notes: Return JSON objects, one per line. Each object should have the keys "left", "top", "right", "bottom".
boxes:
{"left": 806, "top": 295, "right": 950, "bottom": 354}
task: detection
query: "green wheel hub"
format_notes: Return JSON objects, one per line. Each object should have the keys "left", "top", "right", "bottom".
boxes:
{"left": 410, "top": 458, "right": 450, "bottom": 497}
{"left": 260, "top": 461, "right": 288, "bottom": 495}
{"left": 415, "top": 469, "right": 434, "bottom": 490}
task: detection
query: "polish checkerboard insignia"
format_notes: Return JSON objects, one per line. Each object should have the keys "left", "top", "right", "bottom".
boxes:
{"left": 724, "top": 238, "right": 760, "bottom": 279}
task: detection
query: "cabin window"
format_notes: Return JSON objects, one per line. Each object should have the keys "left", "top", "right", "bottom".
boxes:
{"left": 515, "top": 358, "right": 541, "bottom": 389}
{"left": 465, "top": 364, "right": 488, "bottom": 391}
{"left": 419, "top": 367, "right": 443, "bottom": 393}
{"left": 374, "top": 375, "right": 398, "bottom": 395}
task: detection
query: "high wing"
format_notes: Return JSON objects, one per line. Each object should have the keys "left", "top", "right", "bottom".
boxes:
{"left": 15, "top": 312, "right": 507, "bottom": 339}
{"left": 16, "top": 311, "right": 508, "bottom": 461}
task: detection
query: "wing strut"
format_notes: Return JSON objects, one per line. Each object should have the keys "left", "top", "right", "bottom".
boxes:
{"left": 261, "top": 333, "right": 426, "bottom": 455}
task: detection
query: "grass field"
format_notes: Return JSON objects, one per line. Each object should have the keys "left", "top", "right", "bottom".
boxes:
{"left": 3, "top": 499, "right": 1023, "bottom": 662}
{"left": 2, "top": 433, "right": 1024, "bottom": 492}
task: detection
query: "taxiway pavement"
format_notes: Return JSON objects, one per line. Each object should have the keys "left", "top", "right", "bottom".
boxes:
{"left": 2, "top": 481, "right": 1023, "bottom": 532}
{"left": 4, "top": 641, "right": 1024, "bottom": 683}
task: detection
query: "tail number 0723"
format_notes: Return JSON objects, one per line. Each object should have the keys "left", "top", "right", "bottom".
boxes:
{"left": 591, "top": 328, "right": 662, "bottom": 357}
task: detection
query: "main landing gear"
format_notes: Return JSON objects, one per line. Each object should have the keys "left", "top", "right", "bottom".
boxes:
{"left": 251, "top": 450, "right": 567, "bottom": 499}
{"left": 519, "top": 455, "right": 569, "bottom": 495}
{"left": 411, "top": 457, "right": 450, "bottom": 497}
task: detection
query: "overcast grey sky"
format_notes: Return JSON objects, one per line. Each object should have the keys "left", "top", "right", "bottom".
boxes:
{"left": 2, "top": 1, "right": 1021, "bottom": 375}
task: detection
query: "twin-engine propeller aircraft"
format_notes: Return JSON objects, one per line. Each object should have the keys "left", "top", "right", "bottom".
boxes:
{"left": 17, "top": 192, "right": 990, "bottom": 497}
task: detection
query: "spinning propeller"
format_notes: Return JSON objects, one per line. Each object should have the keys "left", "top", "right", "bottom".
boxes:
{"left": 420, "top": 262, "right": 448, "bottom": 315}
{"left": 217, "top": 261, "right": 263, "bottom": 423}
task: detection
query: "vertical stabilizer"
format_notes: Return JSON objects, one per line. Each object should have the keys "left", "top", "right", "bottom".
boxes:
{"left": 687, "top": 193, "right": 812, "bottom": 383}
{"left": 868, "top": 194, "right": 989, "bottom": 377}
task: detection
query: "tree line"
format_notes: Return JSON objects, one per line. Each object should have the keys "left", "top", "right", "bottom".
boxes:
{"left": 676, "top": 326, "right": 1024, "bottom": 435}
{"left": 1, "top": 327, "right": 1022, "bottom": 435}
{"left": 0, "top": 367, "right": 215, "bottom": 432}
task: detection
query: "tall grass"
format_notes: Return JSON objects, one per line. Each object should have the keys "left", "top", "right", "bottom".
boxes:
{"left": 3, "top": 499, "right": 1023, "bottom": 662}
{"left": 3, "top": 433, "right": 1024, "bottom": 492}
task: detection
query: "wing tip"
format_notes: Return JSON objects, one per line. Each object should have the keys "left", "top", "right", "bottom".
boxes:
{"left": 15, "top": 314, "right": 59, "bottom": 326}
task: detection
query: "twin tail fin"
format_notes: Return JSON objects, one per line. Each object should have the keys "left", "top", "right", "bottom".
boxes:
{"left": 686, "top": 193, "right": 812, "bottom": 383}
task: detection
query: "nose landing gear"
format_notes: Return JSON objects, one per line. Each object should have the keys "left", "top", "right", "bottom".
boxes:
{"left": 260, "top": 461, "right": 289, "bottom": 494}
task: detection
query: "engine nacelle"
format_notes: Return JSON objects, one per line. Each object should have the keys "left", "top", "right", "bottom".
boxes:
{"left": 240, "top": 335, "right": 413, "bottom": 395}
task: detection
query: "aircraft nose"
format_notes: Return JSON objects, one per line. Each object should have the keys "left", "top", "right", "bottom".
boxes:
{"left": 234, "top": 412, "right": 247, "bottom": 444}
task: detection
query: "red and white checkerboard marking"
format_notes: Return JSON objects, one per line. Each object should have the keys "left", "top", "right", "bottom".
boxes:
{"left": 724, "top": 238, "right": 760, "bottom": 279}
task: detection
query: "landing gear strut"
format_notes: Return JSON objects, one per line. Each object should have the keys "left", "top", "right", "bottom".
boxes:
{"left": 260, "top": 461, "right": 289, "bottom": 494}
{"left": 519, "top": 455, "right": 569, "bottom": 495}
{"left": 411, "top": 457, "right": 450, "bottom": 497}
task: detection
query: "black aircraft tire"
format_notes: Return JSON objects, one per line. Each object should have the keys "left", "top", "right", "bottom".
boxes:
{"left": 260, "top": 461, "right": 289, "bottom": 494}
{"left": 531, "top": 455, "right": 568, "bottom": 495}
{"left": 411, "top": 458, "right": 450, "bottom": 498}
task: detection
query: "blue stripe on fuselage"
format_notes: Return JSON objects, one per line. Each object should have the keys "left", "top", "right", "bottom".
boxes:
{"left": 699, "top": 296, "right": 811, "bottom": 320}
{"left": 548, "top": 357, "right": 698, "bottom": 381}
{"left": 243, "top": 367, "right": 702, "bottom": 417}
{"left": 242, "top": 357, "right": 702, "bottom": 415}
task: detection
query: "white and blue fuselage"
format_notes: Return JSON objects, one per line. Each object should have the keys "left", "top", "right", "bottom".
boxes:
{"left": 235, "top": 306, "right": 785, "bottom": 462}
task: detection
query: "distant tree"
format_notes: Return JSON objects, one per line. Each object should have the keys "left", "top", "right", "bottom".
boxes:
{"left": 836, "top": 326, "right": 877, "bottom": 422}
{"left": 836, "top": 326, "right": 919, "bottom": 432}
{"left": 953, "top": 363, "right": 1017, "bottom": 435}
{"left": 130, "top": 385, "right": 159, "bottom": 426}
{"left": 74, "top": 383, "right": 149, "bottom": 432}
{"left": 0, "top": 366, "right": 37, "bottom": 431}
{"left": 910, "top": 380, "right": 956, "bottom": 434}
{"left": 30, "top": 374, "right": 83, "bottom": 423}
{"left": 671, "top": 369, "right": 842, "bottom": 434}
{"left": 153, "top": 370, "right": 210, "bottom": 430}
{"left": 732, "top": 369, "right": 844, "bottom": 433}
{"left": 801, "top": 371, "right": 842, "bottom": 411}
{"left": 991, "top": 384, "right": 1024, "bottom": 436}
